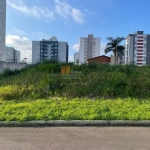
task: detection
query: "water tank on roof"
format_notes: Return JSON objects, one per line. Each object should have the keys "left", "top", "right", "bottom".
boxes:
{"left": 50, "top": 36, "right": 57, "bottom": 41}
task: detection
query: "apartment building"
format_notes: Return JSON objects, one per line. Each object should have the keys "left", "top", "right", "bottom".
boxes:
{"left": 5, "top": 47, "right": 20, "bottom": 63}
{"left": 32, "top": 37, "right": 69, "bottom": 64}
{"left": 125, "top": 31, "right": 150, "bottom": 66}
{"left": 78, "top": 34, "right": 100, "bottom": 65}
{"left": 74, "top": 52, "right": 79, "bottom": 65}
{"left": 0, "top": 0, "right": 6, "bottom": 61}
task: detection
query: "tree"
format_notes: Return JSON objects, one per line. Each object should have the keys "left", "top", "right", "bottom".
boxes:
{"left": 76, "top": 59, "right": 79, "bottom": 65}
{"left": 105, "top": 37, "right": 125, "bottom": 64}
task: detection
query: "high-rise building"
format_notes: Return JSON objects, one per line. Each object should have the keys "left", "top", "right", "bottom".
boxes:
{"left": 74, "top": 52, "right": 79, "bottom": 65}
{"left": 32, "top": 37, "right": 69, "bottom": 64}
{"left": 125, "top": 31, "right": 150, "bottom": 66}
{"left": 0, "top": 0, "right": 6, "bottom": 61}
{"left": 78, "top": 34, "right": 100, "bottom": 65}
{"left": 5, "top": 46, "right": 20, "bottom": 63}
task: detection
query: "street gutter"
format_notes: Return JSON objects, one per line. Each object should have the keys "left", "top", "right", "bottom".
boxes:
{"left": 0, "top": 120, "right": 150, "bottom": 127}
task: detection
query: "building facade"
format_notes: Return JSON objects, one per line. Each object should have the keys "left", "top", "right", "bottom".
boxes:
{"left": 0, "top": 0, "right": 6, "bottom": 61}
{"left": 5, "top": 47, "right": 20, "bottom": 63}
{"left": 32, "top": 37, "right": 69, "bottom": 64}
{"left": 125, "top": 31, "right": 150, "bottom": 66}
{"left": 78, "top": 34, "right": 100, "bottom": 65}
{"left": 74, "top": 52, "right": 79, "bottom": 65}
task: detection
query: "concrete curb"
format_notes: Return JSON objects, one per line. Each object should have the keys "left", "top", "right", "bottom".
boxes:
{"left": 0, "top": 120, "right": 150, "bottom": 127}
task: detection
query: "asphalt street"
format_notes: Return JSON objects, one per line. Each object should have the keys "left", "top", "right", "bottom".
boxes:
{"left": 0, "top": 127, "right": 150, "bottom": 150}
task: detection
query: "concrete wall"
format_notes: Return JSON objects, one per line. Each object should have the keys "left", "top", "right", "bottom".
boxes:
{"left": 110, "top": 55, "right": 115, "bottom": 65}
{"left": 0, "top": 61, "right": 26, "bottom": 73}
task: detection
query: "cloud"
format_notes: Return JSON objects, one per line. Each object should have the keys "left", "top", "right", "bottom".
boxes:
{"left": 101, "top": 42, "right": 106, "bottom": 55}
{"left": 84, "top": 9, "right": 96, "bottom": 15}
{"left": 13, "top": 27, "right": 25, "bottom": 35}
{"left": 31, "top": 31, "right": 51, "bottom": 40}
{"left": 69, "top": 55, "right": 74, "bottom": 62}
{"left": 55, "top": 0, "right": 85, "bottom": 24}
{"left": 72, "top": 43, "right": 79, "bottom": 52}
{"left": 7, "top": 0, "right": 85, "bottom": 24}
{"left": 7, "top": 0, "right": 55, "bottom": 21}
{"left": 6, "top": 34, "right": 32, "bottom": 63}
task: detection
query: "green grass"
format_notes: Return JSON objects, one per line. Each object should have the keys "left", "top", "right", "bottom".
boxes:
{"left": 0, "top": 98, "right": 150, "bottom": 121}
{"left": 1, "top": 61, "right": 150, "bottom": 100}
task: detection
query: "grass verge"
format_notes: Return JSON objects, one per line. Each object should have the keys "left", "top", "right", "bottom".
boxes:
{"left": 0, "top": 98, "right": 150, "bottom": 121}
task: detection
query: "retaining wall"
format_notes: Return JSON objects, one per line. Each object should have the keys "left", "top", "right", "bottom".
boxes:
{"left": 0, "top": 61, "right": 27, "bottom": 73}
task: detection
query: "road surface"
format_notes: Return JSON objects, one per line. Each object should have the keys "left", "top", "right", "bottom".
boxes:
{"left": 0, "top": 127, "right": 150, "bottom": 150}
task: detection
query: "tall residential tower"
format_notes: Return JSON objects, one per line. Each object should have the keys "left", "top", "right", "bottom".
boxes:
{"left": 0, "top": 0, "right": 6, "bottom": 61}
{"left": 125, "top": 31, "right": 150, "bottom": 66}
{"left": 32, "top": 37, "right": 69, "bottom": 64}
{"left": 77, "top": 34, "right": 100, "bottom": 65}
{"left": 5, "top": 46, "right": 20, "bottom": 63}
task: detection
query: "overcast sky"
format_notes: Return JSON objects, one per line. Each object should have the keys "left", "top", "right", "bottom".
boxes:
{"left": 6, "top": 0, "right": 150, "bottom": 62}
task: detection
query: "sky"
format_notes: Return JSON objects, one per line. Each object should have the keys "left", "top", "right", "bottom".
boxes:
{"left": 5, "top": 0, "right": 150, "bottom": 63}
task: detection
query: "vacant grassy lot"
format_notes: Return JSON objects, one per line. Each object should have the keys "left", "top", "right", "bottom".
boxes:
{"left": 1, "top": 61, "right": 150, "bottom": 100}
{"left": 1, "top": 61, "right": 150, "bottom": 121}
{"left": 0, "top": 98, "right": 150, "bottom": 121}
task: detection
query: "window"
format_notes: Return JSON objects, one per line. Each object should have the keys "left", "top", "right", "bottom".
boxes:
{"left": 0, "top": 36, "right": 2, "bottom": 41}
{"left": 0, "top": 22, "right": 2, "bottom": 28}
{"left": 138, "top": 36, "right": 143, "bottom": 38}
{"left": 0, "top": 8, "right": 3, "bottom": 14}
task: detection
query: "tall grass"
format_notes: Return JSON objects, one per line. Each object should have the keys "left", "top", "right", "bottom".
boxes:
{"left": 1, "top": 60, "right": 150, "bottom": 100}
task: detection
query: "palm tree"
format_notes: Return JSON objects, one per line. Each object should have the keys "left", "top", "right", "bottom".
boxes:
{"left": 105, "top": 37, "right": 125, "bottom": 64}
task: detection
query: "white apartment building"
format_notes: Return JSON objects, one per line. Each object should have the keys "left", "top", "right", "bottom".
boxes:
{"left": 32, "top": 37, "right": 69, "bottom": 64}
{"left": 5, "top": 46, "right": 20, "bottom": 63}
{"left": 0, "top": 0, "right": 6, "bottom": 61}
{"left": 74, "top": 52, "right": 79, "bottom": 65}
{"left": 78, "top": 34, "right": 100, "bottom": 65}
{"left": 125, "top": 31, "right": 150, "bottom": 66}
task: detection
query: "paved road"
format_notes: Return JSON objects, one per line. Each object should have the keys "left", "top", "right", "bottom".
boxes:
{"left": 0, "top": 127, "right": 150, "bottom": 150}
